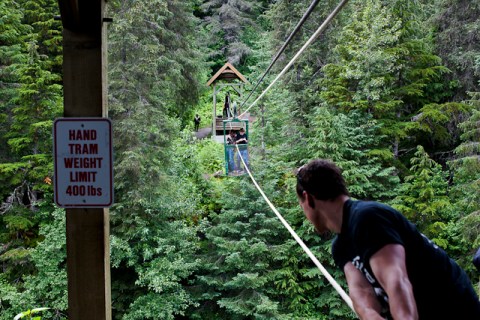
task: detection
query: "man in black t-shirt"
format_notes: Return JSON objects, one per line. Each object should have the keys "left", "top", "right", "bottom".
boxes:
{"left": 194, "top": 114, "right": 201, "bottom": 131}
{"left": 226, "top": 130, "right": 236, "bottom": 173}
{"left": 235, "top": 128, "right": 248, "bottom": 170}
{"left": 296, "top": 159, "right": 480, "bottom": 320}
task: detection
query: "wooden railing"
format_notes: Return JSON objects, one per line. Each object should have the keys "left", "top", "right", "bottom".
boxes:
{"left": 215, "top": 117, "right": 246, "bottom": 133}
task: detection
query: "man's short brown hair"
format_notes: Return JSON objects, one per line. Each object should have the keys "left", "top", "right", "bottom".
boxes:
{"left": 296, "top": 159, "right": 349, "bottom": 201}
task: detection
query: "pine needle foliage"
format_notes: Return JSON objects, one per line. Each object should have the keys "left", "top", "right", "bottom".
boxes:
{"left": 199, "top": 0, "right": 264, "bottom": 69}
{"left": 190, "top": 179, "right": 291, "bottom": 319}
{"left": 448, "top": 109, "right": 480, "bottom": 216}
{"left": 391, "top": 145, "right": 453, "bottom": 247}
{"left": 0, "top": 1, "right": 61, "bottom": 316}
{"left": 433, "top": 0, "right": 480, "bottom": 100}
{"left": 107, "top": 1, "right": 206, "bottom": 318}
{"left": 445, "top": 108, "right": 480, "bottom": 276}
{"left": 319, "top": 0, "right": 452, "bottom": 161}
{"left": 1, "top": 0, "right": 479, "bottom": 318}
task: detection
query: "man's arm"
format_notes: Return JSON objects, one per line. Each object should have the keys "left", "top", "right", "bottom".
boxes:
{"left": 344, "top": 262, "right": 385, "bottom": 320}
{"left": 370, "top": 244, "right": 418, "bottom": 320}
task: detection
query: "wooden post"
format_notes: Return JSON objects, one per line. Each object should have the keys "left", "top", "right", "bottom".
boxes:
{"left": 61, "top": 8, "right": 111, "bottom": 320}
{"left": 212, "top": 83, "right": 217, "bottom": 139}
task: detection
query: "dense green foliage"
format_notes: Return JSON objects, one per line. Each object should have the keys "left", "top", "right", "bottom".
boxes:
{"left": 1, "top": 0, "right": 479, "bottom": 319}
{"left": 433, "top": 0, "right": 480, "bottom": 100}
{"left": 0, "top": 1, "right": 62, "bottom": 318}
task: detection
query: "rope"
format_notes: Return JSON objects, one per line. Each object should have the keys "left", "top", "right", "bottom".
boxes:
{"left": 224, "top": 0, "right": 356, "bottom": 313}
{"left": 240, "top": 0, "right": 321, "bottom": 110}
{"left": 239, "top": 0, "right": 349, "bottom": 118}
{"left": 235, "top": 145, "right": 355, "bottom": 313}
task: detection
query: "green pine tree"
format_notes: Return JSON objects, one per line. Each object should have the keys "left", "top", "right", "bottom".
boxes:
{"left": 433, "top": 0, "right": 480, "bottom": 100}
{"left": 448, "top": 109, "right": 480, "bottom": 216}
{"left": 0, "top": 0, "right": 32, "bottom": 170}
{"left": 391, "top": 145, "right": 453, "bottom": 247}
{"left": 445, "top": 108, "right": 480, "bottom": 276}
{"left": 200, "top": 0, "right": 265, "bottom": 71}
{"left": 319, "top": 0, "right": 451, "bottom": 163}
{"left": 306, "top": 108, "right": 399, "bottom": 200}
{"left": 0, "top": 207, "right": 68, "bottom": 320}
{"left": 0, "top": 1, "right": 62, "bottom": 316}
{"left": 107, "top": 1, "right": 206, "bottom": 318}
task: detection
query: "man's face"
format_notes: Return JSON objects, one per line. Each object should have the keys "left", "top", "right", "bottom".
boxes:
{"left": 299, "top": 193, "right": 328, "bottom": 235}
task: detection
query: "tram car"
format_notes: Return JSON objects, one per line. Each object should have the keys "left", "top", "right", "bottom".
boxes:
{"left": 223, "top": 118, "right": 249, "bottom": 176}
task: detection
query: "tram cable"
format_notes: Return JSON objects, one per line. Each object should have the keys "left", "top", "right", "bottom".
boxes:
{"left": 239, "top": 0, "right": 321, "bottom": 110}
{"left": 235, "top": 145, "right": 355, "bottom": 312}
{"left": 230, "top": 0, "right": 356, "bottom": 314}
{"left": 239, "top": 0, "right": 349, "bottom": 119}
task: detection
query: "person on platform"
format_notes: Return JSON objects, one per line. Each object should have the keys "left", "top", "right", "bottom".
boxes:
{"left": 226, "top": 130, "right": 237, "bottom": 173}
{"left": 194, "top": 114, "right": 201, "bottom": 132}
{"left": 296, "top": 159, "right": 480, "bottom": 320}
{"left": 232, "top": 101, "right": 238, "bottom": 118}
{"left": 223, "top": 93, "right": 232, "bottom": 118}
{"left": 235, "top": 128, "right": 248, "bottom": 171}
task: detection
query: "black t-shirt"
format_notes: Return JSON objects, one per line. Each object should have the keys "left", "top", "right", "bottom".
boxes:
{"left": 236, "top": 132, "right": 247, "bottom": 144}
{"left": 332, "top": 200, "right": 480, "bottom": 320}
{"left": 227, "top": 135, "right": 236, "bottom": 145}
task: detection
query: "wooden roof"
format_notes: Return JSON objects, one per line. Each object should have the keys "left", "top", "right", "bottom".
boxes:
{"left": 206, "top": 62, "right": 249, "bottom": 87}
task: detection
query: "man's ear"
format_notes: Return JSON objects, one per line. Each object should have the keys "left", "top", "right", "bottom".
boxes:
{"left": 307, "top": 194, "right": 315, "bottom": 209}
{"left": 303, "top": 191, "right": 315, "bottom": 209}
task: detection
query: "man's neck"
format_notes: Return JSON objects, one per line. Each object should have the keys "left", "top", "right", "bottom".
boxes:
{"left": 323, "top": 195, "right": 350, "bottom": 234}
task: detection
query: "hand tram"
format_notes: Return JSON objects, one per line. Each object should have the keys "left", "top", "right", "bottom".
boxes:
{"left": 223, "top": 117, "right": 249, "bottom": 176}
{"left": 206, "top": 62, "right": 251, "bottom": 176}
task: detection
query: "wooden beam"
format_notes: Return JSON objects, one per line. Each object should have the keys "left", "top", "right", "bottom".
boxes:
{"left": 60, "top": 1, "right": 111, "bottom": 319}
{"left": 58, "top": 0, "right": 103, "bottom": 33}
{"left": 212, "top": 84, "right": 217, "bottom": 139}
{"left": 66, "top": 209, "right": 110, "bottom": 319}
{"left": 206, "top": 62, "right": 249, "bottom": 87}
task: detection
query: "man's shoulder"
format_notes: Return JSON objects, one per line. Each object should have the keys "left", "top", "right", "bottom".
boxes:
{"left": 331, "top": 235, "right": 349, "bottom": 268}
{"left": 348, "top": 200, "right": 405, "bottom": 232}
{"left": 350, "top": 200, "right": 399, "bottom": 217}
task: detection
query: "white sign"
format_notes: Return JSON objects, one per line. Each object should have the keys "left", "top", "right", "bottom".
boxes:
{"left": 54, "top": 118, "right": 113, "bottom": 208}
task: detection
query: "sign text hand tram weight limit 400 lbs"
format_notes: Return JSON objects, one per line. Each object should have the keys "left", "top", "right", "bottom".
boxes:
{"left": 54, "top": 118, "right": 113, "bottom": 208}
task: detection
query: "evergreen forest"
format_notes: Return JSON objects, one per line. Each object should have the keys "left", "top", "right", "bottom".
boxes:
{"left": 1, "top": 0, "right": 480, "bottom": 319}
